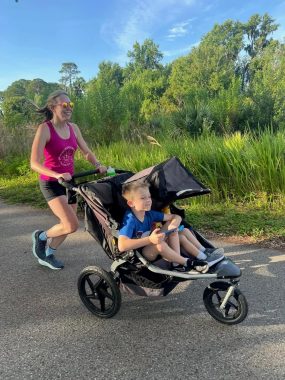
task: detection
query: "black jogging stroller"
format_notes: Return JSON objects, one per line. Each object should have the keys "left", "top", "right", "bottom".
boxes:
{"left": 61, "top": 156, "right": 248, "bottom": 325}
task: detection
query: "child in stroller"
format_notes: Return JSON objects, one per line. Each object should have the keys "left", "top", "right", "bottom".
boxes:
{"left": 118, "top": 180, "right": 224, "bottom": 273}
{"left": 60, "top": 156, "right": 248, "bottom": 325}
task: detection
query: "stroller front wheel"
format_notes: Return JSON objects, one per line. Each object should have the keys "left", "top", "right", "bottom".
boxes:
{"left": 77, "top": 265, "right": 121, "bottom": 318}
{"left": 203, "top": 281, "right": 248, "bottom": 325}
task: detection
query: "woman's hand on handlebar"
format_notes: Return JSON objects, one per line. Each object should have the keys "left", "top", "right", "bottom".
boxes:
{"left": 57, "top": 172, "right": 72, "bottom": 181}
{"left": 97, "top": 165, "right": 107, "bottom": 174}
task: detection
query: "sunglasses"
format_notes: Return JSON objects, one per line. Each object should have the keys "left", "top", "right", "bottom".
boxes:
{"left": 57, "top": 101, "right": 74, "bottom": 109}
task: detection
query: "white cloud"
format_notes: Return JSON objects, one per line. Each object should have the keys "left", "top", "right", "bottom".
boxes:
{"left": 166, "top": 18, "right": 196, "bottom": 40}
{"left": 167, "top": 21, "right": 189, "bottom": 40}
{"left": 111, "top": 0, "right": 196, "bottom": 54}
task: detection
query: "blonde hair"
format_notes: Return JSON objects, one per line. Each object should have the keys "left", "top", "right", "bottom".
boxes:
{"left": 37, "top": 90, "right": 69, "bottom": 121}
{"left": 122, "top": 181, "right": 149, "bottom": 200}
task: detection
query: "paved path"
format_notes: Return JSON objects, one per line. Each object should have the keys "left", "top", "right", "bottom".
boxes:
{"left": 0, "top": 200, "right": 285, "bottom": 380}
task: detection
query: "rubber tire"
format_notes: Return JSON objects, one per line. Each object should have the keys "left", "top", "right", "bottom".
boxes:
{"left": 77, "top": 266, "right": 121, "bottom": 318}
{"left": 203, "top": 281, "right": 248, "bottom": 325}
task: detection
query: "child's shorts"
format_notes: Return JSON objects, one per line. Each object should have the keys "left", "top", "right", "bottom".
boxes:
{"left": 39, "top": 180, "right": 76, "bottom": 204}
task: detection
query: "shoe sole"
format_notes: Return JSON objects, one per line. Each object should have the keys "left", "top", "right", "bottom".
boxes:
{"left": 38, "top": 258, "right": 63, "bottom": 270}
{"left": 32, "top": 230, "right": 44, "bottom": 260}
{"left": 174, "top": 265, "right": 209, "bottom": 274}
{"left": 207, "top": 255, "right": 224, "bottom": 267}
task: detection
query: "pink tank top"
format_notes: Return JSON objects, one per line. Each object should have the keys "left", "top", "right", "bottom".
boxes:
{"left": 40, "top": 121, "right": 78, "bottom": 181}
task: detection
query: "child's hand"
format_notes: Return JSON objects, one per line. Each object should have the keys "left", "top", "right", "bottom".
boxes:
{"left": 149, "top": 228, "right": 165, "bottom": 244}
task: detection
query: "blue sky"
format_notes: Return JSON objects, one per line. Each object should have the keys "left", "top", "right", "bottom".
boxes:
{"left": 1, "top": 0, "right": 285, "bottom": 91}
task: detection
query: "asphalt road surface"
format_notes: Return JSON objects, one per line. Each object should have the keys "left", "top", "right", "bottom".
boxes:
{"left": 0, "top": 200, "right": 284, "bottom": 380}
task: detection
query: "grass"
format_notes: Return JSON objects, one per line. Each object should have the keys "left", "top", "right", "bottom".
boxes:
{"left": 1, "top": 130, "right": 285, "bottom": 248}
{"left": 183, "top": 200, "right": 285, "bottom": 242}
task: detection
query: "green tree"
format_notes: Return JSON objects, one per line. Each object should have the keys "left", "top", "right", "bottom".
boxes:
{"left": 244, "top": 13, "right": 278, "bottom": 58}
{"left": 247, "top": 41, "right": 285, "bottom": 129}
{"left": 85, "top": 76, "right": 123, "bottom": 142}
{"left": 59, "top": 62, "right": 81, "bottom": 93}
{"left": 161, "top": 19, "right": 243, "bottom": 117}
{"left": 2, "top": 96, "right": 34, "bottom": 127}
{"left": 97, "top": 61, "right": 124, "bottom": 87}
{"left": 4, "top": 79, "right": 28, "bottom": 98}
{"left": 72, "top": 77, "right": 86, "bottom": 98}
{"left": 241, "top": 13, "right": 279, "bottom": 86}
{"left": 126, "top": 39, "right": 163, "bottom": 73}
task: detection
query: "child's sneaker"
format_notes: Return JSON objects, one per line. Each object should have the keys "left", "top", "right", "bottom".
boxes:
{"left": 174, "top": 259, "right": 209, "bottom": 274}
{"left": 38, "top": 254, "right": 64, "bottom": 270}
{"left": 187, "top": 259, "right": 209, "bottom": 273}
{"left": 32, "top": 230, "right": 46, "bottom": 260}
{"left": 205, "top": 247, "right": 224, "bottom": 255}
{"left": 204, "top": 252, "right": 224, "bottom": 267}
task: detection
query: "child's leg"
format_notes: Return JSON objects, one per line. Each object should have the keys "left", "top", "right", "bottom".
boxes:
{"left": 143, "top": 241, "right": 187, "bottom": 266}
{"left": 179, "top": 234, "right": 204, "bottom": 258}
{"left": 180, "top": 229, "right": 224, "bottom": 258}
{"left": 160, "top": 221, "right": 180, "bottom": 254}
{"left": 180, "top": 228, "right": 204, "bottom": 251}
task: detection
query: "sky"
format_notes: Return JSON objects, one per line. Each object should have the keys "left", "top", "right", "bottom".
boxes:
{"left": 1, "top": 0, "right": 285, "bottom": 91}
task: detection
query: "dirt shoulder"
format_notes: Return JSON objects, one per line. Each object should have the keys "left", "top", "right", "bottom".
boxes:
{"left": 204, "top": 229, "right": 285, "bottom": 251}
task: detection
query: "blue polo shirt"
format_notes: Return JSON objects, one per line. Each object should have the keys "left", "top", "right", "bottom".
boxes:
{"left": 119, "top": 210, "right": 164, "bottom": 239}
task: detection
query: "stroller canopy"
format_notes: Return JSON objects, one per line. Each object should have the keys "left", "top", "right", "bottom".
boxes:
{"left": 79, "top": 157, "right": 210, "bottom": 223}
{"left": 124, "top": 156, "right": 210, "bottom": 209}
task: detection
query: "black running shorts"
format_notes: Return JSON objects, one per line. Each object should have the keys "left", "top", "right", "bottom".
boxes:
{"left": 39, "top": 180, "right": 76, "bottom": 204}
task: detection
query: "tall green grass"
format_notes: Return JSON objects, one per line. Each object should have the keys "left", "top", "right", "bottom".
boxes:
{"left": 1, "top": 127, "right": 285, "bottom": 206}
{"left": 83, "top": 128, "right": 285, "bottom": 204}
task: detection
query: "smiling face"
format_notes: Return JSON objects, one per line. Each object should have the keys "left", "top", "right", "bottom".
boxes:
{"left": 127, "top": 187, "right": 152, "bottom": 212}
{"left": 51, "top": 95, "right": 74, "bottom": 122}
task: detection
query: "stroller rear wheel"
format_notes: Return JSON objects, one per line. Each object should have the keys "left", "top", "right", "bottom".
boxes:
{"left": 77, "top": 266, "right": 121, "bottom": 318}
{"left": 203, "top": 281, "right": 248, "bottom": 325}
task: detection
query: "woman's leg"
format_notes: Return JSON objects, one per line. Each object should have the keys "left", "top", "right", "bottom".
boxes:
{"left": 46, "top": 196, "right": 79, "bottom": 249}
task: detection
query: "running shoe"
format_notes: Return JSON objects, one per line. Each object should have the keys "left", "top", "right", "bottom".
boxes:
{"left": 32, "top": 230, "right": 46, "bottom": 260}
{"left": 38, "top": 254, "right": 64, "bottom": 270}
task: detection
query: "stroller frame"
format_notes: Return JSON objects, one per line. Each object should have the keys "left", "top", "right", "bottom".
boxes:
{"left": 60, "top": 157, "right": 248, "bottom": 325}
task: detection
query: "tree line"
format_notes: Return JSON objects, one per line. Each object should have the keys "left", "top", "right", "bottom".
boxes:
{"left": 1, "top": 13, "right": 284, "bottom": 144}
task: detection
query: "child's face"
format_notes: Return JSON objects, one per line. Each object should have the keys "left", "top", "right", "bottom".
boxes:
{"left": 128, "top": 188, "right": 152, "bottom": 212}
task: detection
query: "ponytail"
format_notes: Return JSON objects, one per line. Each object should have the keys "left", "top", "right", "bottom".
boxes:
{"left": 37, "top": 106, "right": 53, "bottom": 121}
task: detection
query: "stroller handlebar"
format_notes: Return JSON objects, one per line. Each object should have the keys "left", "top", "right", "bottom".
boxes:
{"left": 72, "top": 168, "right": 101, "bottom": 179}
{"left": 58, "top": 168, "right": 130, "bottom": 190}
{"left": 71, "top": 168, "right": 128, "bottom": 179}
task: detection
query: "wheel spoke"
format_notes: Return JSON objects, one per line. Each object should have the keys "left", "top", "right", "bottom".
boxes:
{"left": 224, "top": 300, "right": 238, "bottom": 316}
{"left": 97, "top": 288, "right": 106, "bottom": 311}
{"left": 99, "top": 287, "right": 114, "bottom": 300}
{"left": 215, "top": 291, "right": 222, "bottom": 303}
{"left": 91, "top": 278, "right": 104, "bottom": 292}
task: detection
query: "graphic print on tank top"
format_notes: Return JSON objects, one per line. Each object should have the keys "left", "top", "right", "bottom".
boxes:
{"left": 58, "top": 145, "right": 76, "bottom": 167}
